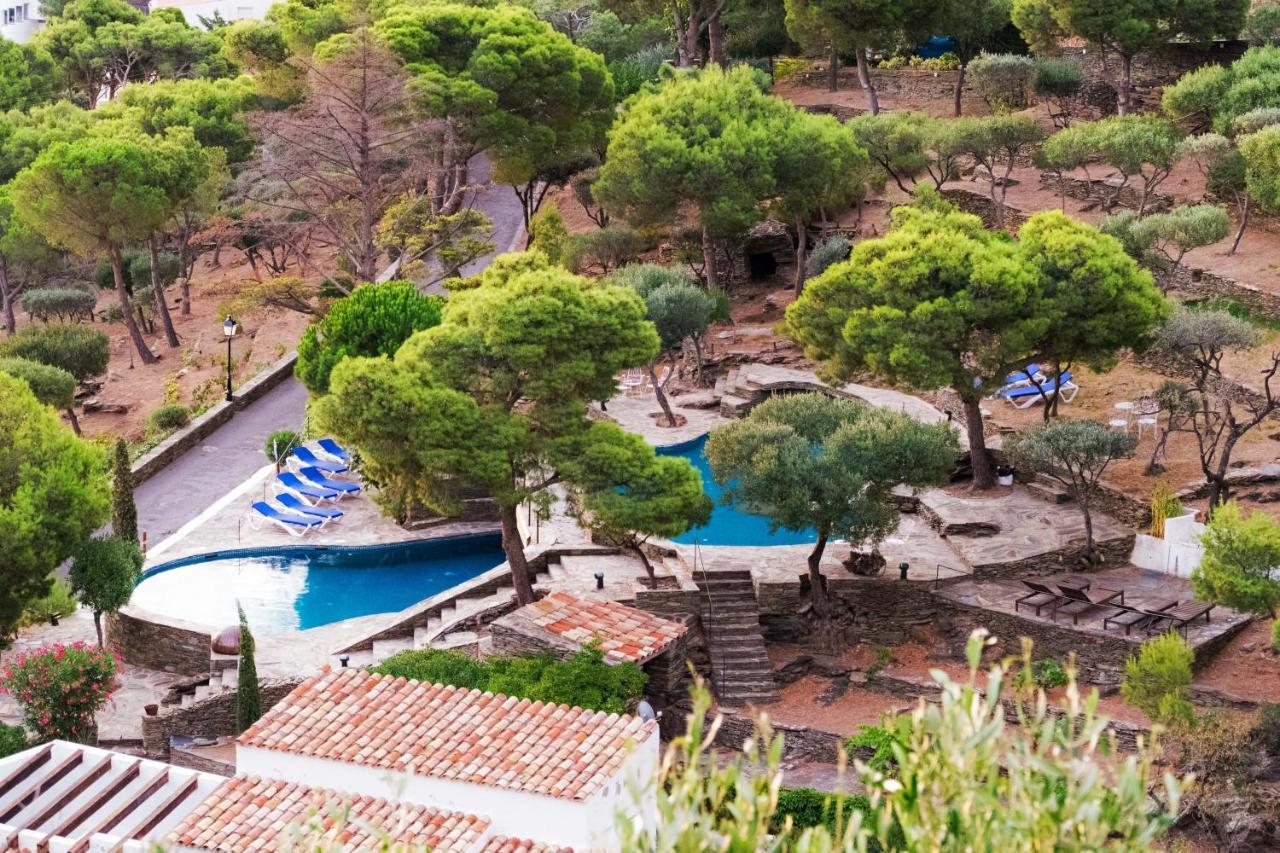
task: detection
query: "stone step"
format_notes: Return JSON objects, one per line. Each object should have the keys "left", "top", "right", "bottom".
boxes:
{"left": 426, "top": 614, "right": 443, "bottom": 633}
{"left": 372, "top": 636, "right": 414, "bottom": 662}
{"left": 719, "top": 394, "right": 753, "bottom": 418}
{"left": 221, "top": 669, "right": 238, "bottom": 690}
{"left": 1027, "top": 480, "right": 1072, "bottom": 504}
{"left": 180, "top": 692, "right": 194, "bottom": 709}
{"left": 433, "top": 631, "right": 479, "bottom": 650}
{"left": 534, "top": 572, "right": 552, "bottom": 586}
{"left": 334, "top": 649, "right": 374, "bottom": 670}
{"left": 439, "top": 605, "right": 457, "bottom": 622}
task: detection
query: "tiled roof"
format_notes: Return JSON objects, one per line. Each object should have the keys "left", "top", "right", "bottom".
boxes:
{"left": 239, "top": 669, "right": 656, "bottom": 802}
{"left": 496, "top": 591, "right": 687, "bottom": 664}
{"left": 167, "top": 775, "right": 490, "bottom": 851}
{"left": 481, "top": 837, "right": 574, "bottom": 852}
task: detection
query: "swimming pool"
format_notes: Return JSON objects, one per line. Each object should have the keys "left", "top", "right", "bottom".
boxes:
{"left": 658, "top": 434, "right": 817, "bottom": 546}
{"left": 131, "top": 533, "right": 506, "bottom": 633}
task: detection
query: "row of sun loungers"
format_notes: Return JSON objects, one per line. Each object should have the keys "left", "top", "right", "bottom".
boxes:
{"left": 985, "top": 363, "right": 1081, "bottom": 409}
{"left": 249, "top": 439, "right": 361, "bottom": 537}
{"left": 1015, "top": 578, "right": 1215, "bottom": 637}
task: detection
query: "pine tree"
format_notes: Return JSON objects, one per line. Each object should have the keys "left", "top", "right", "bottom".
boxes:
{"left": 111, "top": 440, "right": 138, "bottom": 544}
{"left": 236, "top": 603, "right": 262, "bottom": 733}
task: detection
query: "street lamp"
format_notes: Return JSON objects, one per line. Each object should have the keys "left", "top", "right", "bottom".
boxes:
{"left": 223, "top": 315, "right": 238, "bottom": 402}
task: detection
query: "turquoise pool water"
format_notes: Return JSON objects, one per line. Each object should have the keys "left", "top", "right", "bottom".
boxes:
{"left": 658, "top": 434, "right": 817, "bottom": 546}
{"left": 131, "top": 533, "right": 505, "bottom": 633}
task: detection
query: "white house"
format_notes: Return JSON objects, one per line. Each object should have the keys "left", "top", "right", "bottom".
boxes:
{"left": 0, "top": 2, "right": 43, "bottom": 44}
{"left": 148, "top": 0, "right": 272, "bottom": 27}
{"left": 235, "top": 668, "right": 661, "bottom": 850}
{"left": 0, "top": 740, "right": 226, "bottom": 852}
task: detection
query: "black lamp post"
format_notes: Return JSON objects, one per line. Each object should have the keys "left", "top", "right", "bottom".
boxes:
{"left": 223, "top": 315, "right": 238, "bottom": 402}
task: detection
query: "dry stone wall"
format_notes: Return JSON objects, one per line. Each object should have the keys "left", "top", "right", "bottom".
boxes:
{"left": 141, "top": 677, "right": 304, "bottom": 759}
{"left": 107, "top": 608, "right": 210, "bottom": 676}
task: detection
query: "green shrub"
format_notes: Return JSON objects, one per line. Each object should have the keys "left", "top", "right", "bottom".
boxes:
{"left": 968, "top": 53, "right": 1034, "bottom": 113}
{"left": 805, "top": 235, "right": 851, "bottom": 280}
{"left": 1031, "top": 658, "right": 1069, "bottom": 689}
{"left": 607, "top": 262, "right": 697, "bottom": 296}
{"left": 845, "top": 718, "right": 910, "bottom": 772}
{"left": 564, "top": 226, "right": 643, "bottom": 274}
{"left": 18, "top": 578, "right": 76, "bottom": 628}
{"left": 0, "top": 722, "right": 26, "bottom": 758}
{"left": 0, "top": 641, "right": 117, "bottom": 742}
{"left": 20, "top": 287, "right": 96, "bottom": 323}
{"left": 1149, "top": 481, "right": 1183, "bottom": 537}
{"left": 773, "top": 56, "right": 808, "bottom": 81}
{"left": 530, "top": 206, "right": 571, "bottom": 267}
{"left": 148, "top": 403, "right": 190, "bottom": 434}
{"left": 608, "top": 45, "right": 670, "bottom": 99}
{"left": 0, "top": 323, "right": 108, "bottom": 382}
{"left": 1234, "top": 107, "right": 1280, "bottom": 136}
{"left": 0, "top": 357, "right": 76, "bottom": 410}
{"left": 371, "top": 645, "right": 646, "bottom": 714}
{"left": 372, "top": 647, "right": 492, "bottom": 691}
{"left": 771, "top": 787, "right": 871, "bottom": 834}
{"left": 1254, "top": 703, "right": 1280, "bottom": 756}
{"left": 1122, "top": 631, "right": 1195, "bottom": 723}
{"left": 1032, "top": 57, "right": 1084, "bottom": 99}
{"left": 264, "top": 430, "right": 301, "bottom": 465}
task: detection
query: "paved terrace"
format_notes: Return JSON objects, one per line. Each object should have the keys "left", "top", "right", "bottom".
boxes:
{"left": 937, "top": 566, "right": 1250, "bottom": 652}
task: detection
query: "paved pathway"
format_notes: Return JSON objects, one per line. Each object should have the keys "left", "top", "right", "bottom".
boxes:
{"left": 135, "top": 154, "right": 525, "bottom": 547}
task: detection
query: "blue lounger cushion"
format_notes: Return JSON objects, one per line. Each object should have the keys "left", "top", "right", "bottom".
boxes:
{"left": 299, "top": 466, "right": 362, "bottom": 494}
{"left": 1000, "top": 371, "right": 1074, "bottom": 400}
{"left": 276, "top": 492, "right": 343, "bottom": 520}
{"left": 252, "top": 501, "right": 323, "bottom": 529}
{"left": 317, "top": 438, "right": 351, "bottom": 463}
{"left": 291, "top": 446, "right": 347, "bottom": 473}
{"left": 278, "top": 472, "right": 339, "bottom": 500}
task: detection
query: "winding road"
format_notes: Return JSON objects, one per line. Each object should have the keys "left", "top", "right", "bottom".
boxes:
{"left": 135, "top": 156, "right": 525, "bottom": 546}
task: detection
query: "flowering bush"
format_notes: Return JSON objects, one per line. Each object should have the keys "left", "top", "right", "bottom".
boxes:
{"left": 0, "top": 642, "right": 119, "bottom": 743}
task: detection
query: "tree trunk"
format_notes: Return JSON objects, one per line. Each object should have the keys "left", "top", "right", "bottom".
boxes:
{"left": 149, "top": 236, "right": 179, "bottom": 348}
{"left": 1079, "top": 494, "right": 1096, "bottom": 563}
{"left": 828, "top": 43, "right": 839, "bottom": 92}
{"left": 111, "top": 246, "right": 157, "bottom": 365}
{"left": 65, "top": 407, "right": 82, "bottom": 436}
{"left": 499, "top": 504, "right": 536, "bottom": 605}
{"left": 953, "top": 63, "right": 965, "bottom": 117}
{"left": 678, "top": 13, "right": 700, "bottom": 68}
{"left": 854, "top": 47, "right": 880, "bottom": 115}
{"left": 707, "top": 11, "right": 727, "bottom": 68}
{"left": 1117, "top": 54, "right": 1133, "bottom": 117}
{"left": 629, "top": 542, "right": 655, "bottom": 583}
{"left": 93, "top": 610, "right": 103, "bottom": 648}
{"left": 1229, "top": 196, "right": 1250, "bottom": 255}
{"left": 962, "top": 392, "right": 995, "bottom": 489}
{"left": 702, "top": 226, "right": 719, "bottom": 289}
{"left": 650, "top": 362, "right": 676, "bottom": 426}
{"left": 807, "top": 533, "right": 830, "bottom": 617}
{"left": 794, "top": 215, "right": 807, "bottom": 291}
{"left": 0, "top": 262, "right": 14, "bottom": 334}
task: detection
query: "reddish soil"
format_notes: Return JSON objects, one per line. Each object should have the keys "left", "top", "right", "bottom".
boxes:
{"left": 31, "top": 252, "right": 312, "bottom": 443}
{"left": 1192, "top": 619, "right": 1280, "bottom": 705}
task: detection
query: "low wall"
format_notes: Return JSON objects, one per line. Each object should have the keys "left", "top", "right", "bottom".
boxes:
{"left": 757, "top": 575, "right": 950, "bottom": 646}
{"left": 170, "top": 744, "right": 235, "bottom": 777}
{"left": 940, "top": 188, "right": 1029, "bottom": 233}
{"left": 795, "top": 66, "right": 967, "bottom": 102}
{"left": 968, "top": 534, "right": 1136, "bottom": 580}
{"left": 1037, "top": 173, "right": 1173, "bottom": 214}
{"left": 107, "top": 607, "right": 210, "bottom": 676}
{"left": 1163, "top": 264, "right": 1280, "bottom": 320}
{"left": 141, "top": 677, "right": 304, "bottom": 759}
{"left": 130, "top": 350, "right": 299, "bottom": 486}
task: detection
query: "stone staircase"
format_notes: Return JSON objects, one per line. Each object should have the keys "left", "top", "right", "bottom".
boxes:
{"left": 695, "top": 569, "right": 778, "bottom": 707}
{"left": 174, "top": 666, "right": 239, "bottom": 709}
{"left": 332, "top": 569, "right": 551, "bottom": 669}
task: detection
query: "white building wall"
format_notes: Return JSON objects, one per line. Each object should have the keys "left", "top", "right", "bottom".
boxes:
{"left": 149, "top": 0, "right": 272, "bottom": 26}
{"left": 0, "top": 2, "right": 43, "bottom": 44}
{"left": 237, "top": 728, "right": 659, "bottom": 851}
{"left": 1129, "top": 512, "right": 1204, "bottom": 578}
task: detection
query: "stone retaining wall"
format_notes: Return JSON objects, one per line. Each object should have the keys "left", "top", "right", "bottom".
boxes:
{"left": 107, "top": 608, "right": 210, "bottom": 676}
{"left": 1037, "top": 173, "right": 1173, "bottom": 214}
{"left": 940, "top": 188, "right": 1029, "bottom": 233}
{"left": 969, "top": 534, "right": 1135, "bottom": 580}
{"left": 130, "top": 350, "right": 299, "bottom": 487}
{"left": 757, "top": 575, "right": 952, "bottom": 646}
{"left": 170, "top": 745, "right": 235, "bottom": 777}
{"left": 141, "top": 677, "right": 304, "bottom": 759}
{"left": 1163, "top": 264, "right": 1280, "bottom": 320}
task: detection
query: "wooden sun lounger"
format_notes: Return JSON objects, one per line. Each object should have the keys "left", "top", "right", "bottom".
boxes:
{"left": 1051, "top": 584, "right": 1125, "bottom": 625}
{"left": 1145, "top": 601, "right": 1216, "bottom": 636}
{"left": 1015, "top": 580, "right": 1064, "bottom": 616}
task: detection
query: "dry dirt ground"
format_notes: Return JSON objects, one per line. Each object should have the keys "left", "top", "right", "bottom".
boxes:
{"left": 24, "top": 251, "right": 312, "bottom": 443}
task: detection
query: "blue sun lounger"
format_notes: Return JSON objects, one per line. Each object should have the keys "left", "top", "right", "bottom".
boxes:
{"left": 250, "top": 501, "right": 324, "bottom": 537}
{"left": 275, "top": 492, "right": 344, "bottom": 522}
{"left": 277, "top": 472, "right": 339, "bottom": 502}
{"left": 299, "top": 466, "right": 362, "bottom": 495}
{"left": 291, "top": 446, "right": 347, "bottom": 474}
{"left": 316, "top": 438, "right": 351, "bottom": 464}
{"left": 999, "top": 371, "right": 1079, "bottom": 409}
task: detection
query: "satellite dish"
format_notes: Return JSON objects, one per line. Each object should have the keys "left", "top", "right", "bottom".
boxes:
{"left": 636, "top": 700, "right": 657, "bottom": 722}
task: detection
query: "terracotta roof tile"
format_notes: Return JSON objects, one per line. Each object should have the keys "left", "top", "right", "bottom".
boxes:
{"left": 481, "top": 836, "right": 574, "bottom": 852}
{"left": 166, "top": 775, "right": 489, "bottom": 851}
{"left": 503, "top": 591, "right": 687, "bottom": 665}
{"left": 239, "top": 669, "right": 656, "bottom": 802}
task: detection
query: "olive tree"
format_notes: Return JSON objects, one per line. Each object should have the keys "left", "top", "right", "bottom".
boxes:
{"left": 69, "top": 535, "right": 143, "bottom": 646}
{"left": 1179, "top": 133, "right": 1254, "bottom": 254}
{"left": 1007, "top": 419, "right": 1135, "bottom": 562}
{"left": 0, "top": 324, "right": 107, "bottom": 435}
{"left": 1037, "top": 115, "right": 1182, "bottom": 215}
{"left": 705, "top": 393, "right": 956, "bottom": 616}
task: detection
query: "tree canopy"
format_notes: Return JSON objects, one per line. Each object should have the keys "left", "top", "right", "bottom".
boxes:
{"left": 1194, "top": 501, "right": 1280, "bottom": 616}
{"left": 296, "top": 280, "right": 444, "bottom": 395}
{"left": 0, "top": 372, "right": 108, "bottom": 639}
{"left": 706, "top": 393, "right": 956, "bottom": 614}
{"left": 69, "top": 535, "right": 143, "bottom": 646}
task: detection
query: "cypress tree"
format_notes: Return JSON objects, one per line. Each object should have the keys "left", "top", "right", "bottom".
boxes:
{"left": 236, "top": 603, "right": 262, "bottom": 733}
{"left": 111, "top": 440, "right": 138, "bottom": 544}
